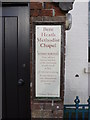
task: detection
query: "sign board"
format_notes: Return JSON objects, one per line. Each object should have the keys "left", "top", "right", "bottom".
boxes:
{"left": 35, "top": 25, "right": 61, "bottom": 98}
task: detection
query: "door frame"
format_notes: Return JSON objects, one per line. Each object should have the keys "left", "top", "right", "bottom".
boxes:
{"left": 2, "top": 2, "right": 30, "bottom": 119}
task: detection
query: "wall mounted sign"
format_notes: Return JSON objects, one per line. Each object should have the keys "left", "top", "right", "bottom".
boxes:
{"left": 35, "top": 25, "right": 61, "bottom": 98}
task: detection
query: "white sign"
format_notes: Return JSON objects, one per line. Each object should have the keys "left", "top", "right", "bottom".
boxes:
{"left": 35, "top": 25, "right": 61, "bottom": 98}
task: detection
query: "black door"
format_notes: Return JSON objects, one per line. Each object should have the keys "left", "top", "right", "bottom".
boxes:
{"left": 2, "top": 3, "right": 30, "bottom": 119}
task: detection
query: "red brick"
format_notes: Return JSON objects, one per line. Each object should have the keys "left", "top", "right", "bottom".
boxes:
{"left": 30, "top": 2, "right": 42, "bottom": 10}
{"left": 40, "top": 9, "right": 53, "bottom": 16}
{"left": 30, "top": 10, "right": 40, "bottom": 17}
{"left": 55, "top": 8, "right": 65, "bottom": 16}
{"left": 45, "top": 2, "right": 58, "bottom": 9}
{"left": 54, "top": 110, "right": 63, "bottom": 118}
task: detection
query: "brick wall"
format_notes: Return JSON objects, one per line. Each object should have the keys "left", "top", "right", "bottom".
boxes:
{"left": 30, "top": 2, "right": 65, "bottom": 17}
{"left": 30, "top": 2, "right": 67, "bottom": 119}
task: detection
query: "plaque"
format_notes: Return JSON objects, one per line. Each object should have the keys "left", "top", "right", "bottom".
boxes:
{"left": 35, "top": 25, "right": 61, "bottom": 98}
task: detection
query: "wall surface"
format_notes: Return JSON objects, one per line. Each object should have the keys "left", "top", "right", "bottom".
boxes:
{"left": 64, "top": 1, "right": 88, "bottom": 104}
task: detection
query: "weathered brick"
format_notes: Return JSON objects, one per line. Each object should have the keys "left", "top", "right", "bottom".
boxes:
{"left": 45, "top": 2, "right": 58, "bottom": 9}
{"left": 30, "top": 2, "right": 42, "bottom": 10}
{"left": 30, "top": 10, "right": 40, "bottom": 17}
{"left": 55, "top": 8, "right": 65, "bottom": 16}
{"left": 53, "top": 110, "right": 63, "bottom": 118}
{"left": 40, "top": 9, "right": 53, "bottom": 16}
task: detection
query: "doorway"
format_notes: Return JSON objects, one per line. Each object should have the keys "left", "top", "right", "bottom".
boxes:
{"left": 2, "top": 2, "right": 30, "bottom": 119}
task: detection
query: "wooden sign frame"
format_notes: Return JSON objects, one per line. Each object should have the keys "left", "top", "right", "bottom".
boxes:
{"left": 32, "top": 17, "right": 65, "bottom": 101}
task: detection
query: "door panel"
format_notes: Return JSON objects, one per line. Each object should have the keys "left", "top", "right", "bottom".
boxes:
{"left": 5, "top": 17, "right": 18, "bottom": 118}
{"left": 2, "top": 4, "right": 30, "bottom": 119}
{"left": 2, "top": 17, "right": 6, "bottom": 119}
